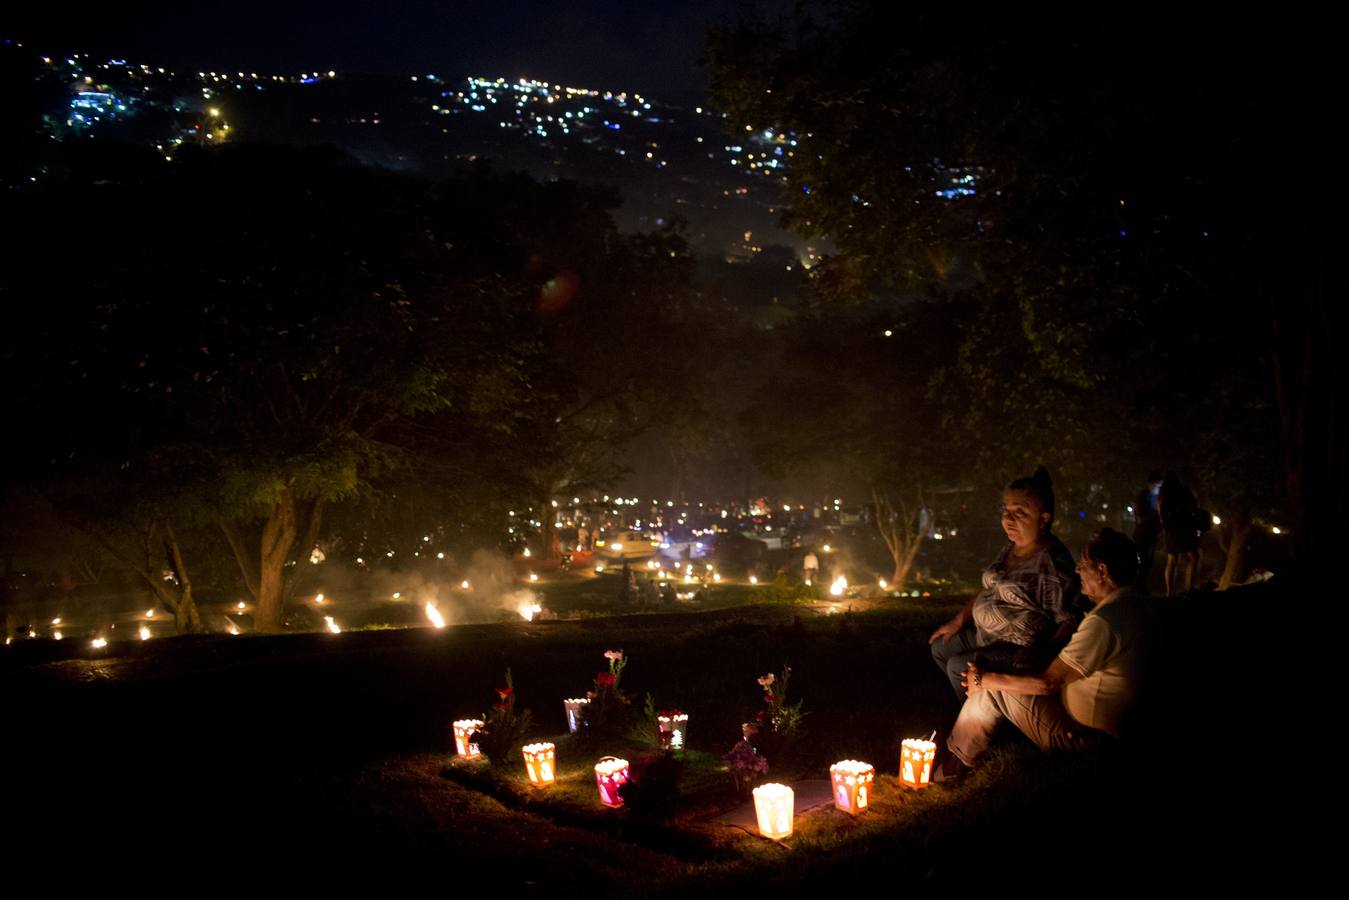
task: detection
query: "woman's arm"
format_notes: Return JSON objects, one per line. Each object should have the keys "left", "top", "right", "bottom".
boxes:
{"left": 963, "top": 658, "right": 1082, "bottom": 696}
{"left": 928, "top": 595, "right": 975, "bottom": 644}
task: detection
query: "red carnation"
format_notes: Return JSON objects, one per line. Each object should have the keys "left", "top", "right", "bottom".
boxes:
{"left": 496, "top": 687, "right": 514, "bottom": 699}
{"left": 596, "top": 672, "right": 616, "bottom": 688}
{"left": 763, "top": 694, "right": 776, "bottom": 704}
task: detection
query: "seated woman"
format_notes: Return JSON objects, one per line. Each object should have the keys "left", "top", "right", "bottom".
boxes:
{"left": 928, "top": 467, "right": 1083, "bottom": 702}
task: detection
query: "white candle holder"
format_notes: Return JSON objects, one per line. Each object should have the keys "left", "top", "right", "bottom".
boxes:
{"left": 752, "top": 783, "right": 794, "bottom": 839}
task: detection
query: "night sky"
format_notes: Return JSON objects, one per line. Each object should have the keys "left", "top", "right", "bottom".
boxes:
{"left": 10, "top": 1, "right": 769, "bottom": 98}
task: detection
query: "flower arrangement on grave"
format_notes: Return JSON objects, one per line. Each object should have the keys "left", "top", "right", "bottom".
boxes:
{"left": 753, "top": 666, "right": 805, "bottom": 762}
{"left": 472, "top": 668, "right": 534, "bottom": 767}
{"left": 581, "top": 649, "right": 632, "bottom": 738}
{"left": 723, "top": 726, "right": 770, "bottom": 798}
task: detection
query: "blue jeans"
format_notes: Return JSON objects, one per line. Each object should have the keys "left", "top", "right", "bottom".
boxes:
{"left": 930, "top": 625, "right": 1032, "bottom": 702}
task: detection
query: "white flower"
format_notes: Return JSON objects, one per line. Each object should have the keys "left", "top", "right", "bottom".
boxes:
{"left": 604, "top": 649, "right": 624, "bottom": 661}
{"left": 757, "top": 673, "right": 775, "bottom": 687}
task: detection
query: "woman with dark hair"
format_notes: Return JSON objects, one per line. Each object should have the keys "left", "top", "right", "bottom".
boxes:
{"left": 1158, "top": 471, "right": 1201, "bottom": 595}
{"left": 928, "top": 467, "right": 1083, "bottom": 702}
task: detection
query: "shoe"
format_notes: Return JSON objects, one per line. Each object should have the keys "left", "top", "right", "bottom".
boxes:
{"left": 932, "top": 750, "right": 972, "bottom": 784}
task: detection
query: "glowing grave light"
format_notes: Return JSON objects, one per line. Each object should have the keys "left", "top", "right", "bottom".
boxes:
{"left": 594, "top": 757, "right": 630, "bottom": 807}
{"left": 712, "top": 573, "right": 721, "bottom": 582}
{"left": 522, "top": 742, "right": 556, "bottom": 786}
{"left": 392, "top": 592, "right": 401, "bottom": 599}
{"left": 145, "top": 609, "right": 155, "bottom": 618}
{"left": 900, "top": 738, "right": 937, "bottom": 789}
{"left": 830, "top": 760, "right": 875, "bottom": 815}
{"left": 453, "top": 719, "right": 484, "bottom": 757}
{"left": 138, "top": 625, "right": 151, "bottom": 641}
{"left": 830, "top": 575, "right": 847, "bottom": 596}
{"left": 425, "top": 603, "right": 446, "bottom": 629}
{"left": 822, "top": 544, "right": 832, "bottom": 553}
{"left": 752, "top": 783, "right": 794, "bottom": 839}
{"left": 226, "top": 623, "right": 240, "bottom": 636}
{"left": 878, "top": 579, "right": 888, "bottom": 590}
{"left": 1272, "top": 526, "right": 1282, "bottom": 535}
{"left": 594, "top": 565, "right": 605, "bottom": 574}
{"left": 236, "top": 601, "right": 246, "bottom": 610}
{"left": 315, "top": 593, "right": 325, "bottom": 604}
{"left": 611, "top": 542, "right": 623, "bottom": 551}
{"left": 53, "top": 631, "right": 63, "bottom": 641}
{"left": 1212, "top": 514, "right": 1222, "bottom": 526}
{"left": 461, "top": 580, "right": 471, "bottom": 590}
{"left": 564, "top": 698, "right": 590, "bottom": 733}
{"left": 657, "top": 712, "right": 689, "bottom": 749}
{"left": 749, "top": 575, "right": 759, "bottom": 585}
{"left": 90, "top": 637, "right": 108, "bottom": 649}
{"left": 52, "top": 617, "right": 62, "bottom": 626}
{"left": 523, "top": 547, "right": 531, "bottom": 558}
{"left": 519, "top": 601, "right": 543, "bottom": 621}
{"left": 528, "top": 573, "right": 538, "bottom": 583}
{"left": 324, "top": 616, "right": 341, "bottom": 634}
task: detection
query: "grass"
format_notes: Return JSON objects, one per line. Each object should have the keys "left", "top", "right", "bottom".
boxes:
{"left": 2, "top": 584, "right": 1294, "bottom": 892}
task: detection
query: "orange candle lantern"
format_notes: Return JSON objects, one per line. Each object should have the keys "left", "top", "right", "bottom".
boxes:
{"left": 522, "top": 742, "right": 556, "bottom": 786}
{"left": 752, "top": 783, "right": 794, "bottom": 839}
{"left": 594, "top": 756, "right": 629, "bottom": 807}
{"left": 899, "top": 738, "right": 936, "bottom": 789}
{"left": 656, "top": 712, "right": 689, "bottom": 750}
{"left": 830, "top": 760, "right": 875, "bottom": 814}
{"left": 452, "top": 719, "right": 484, "bottom": 758}
{"left": 564, "top": 698, "right": 590, "bottom": 734}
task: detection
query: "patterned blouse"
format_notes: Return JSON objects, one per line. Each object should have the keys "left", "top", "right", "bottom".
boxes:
{"left": 971, "top": 535, "right": 1082, "bottom": 647}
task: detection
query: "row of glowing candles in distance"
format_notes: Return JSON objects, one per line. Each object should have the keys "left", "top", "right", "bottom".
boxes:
{"left": 453, "top": 705, "right": 936, "bottom": 839}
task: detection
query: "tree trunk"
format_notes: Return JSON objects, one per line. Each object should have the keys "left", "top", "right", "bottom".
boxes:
{"left": 162, "top": 522, "right": 202, "bottom": 632}
{"left": 282, "top": 497, "right": 324, "bottom": 606}
{"left": 1217, "top": 511, "right": 1254, "bottom": 590}
{"left": 875, "top": 487, "right": 926, "bottom": 591}
{"left": 254, "top": 487, "right": 298, "bottom": 633}
{"left": 539, "top": 493, "right": 557, "bottom": 560}
{"left": 221, "top": 519, "right": 261, "bottom": 602}
{"left": 1274, "top": 253, "right": 1338, "bottom": 589}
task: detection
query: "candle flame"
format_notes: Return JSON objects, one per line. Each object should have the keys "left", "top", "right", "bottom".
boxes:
{"left": 830, "top": 575, "right": 847, "bottom": 596}
{"left": 139, "top": 625, "right": 152, "bottom": 640}
{"left": 518, "top": 601, "right": 543, "bottom": 622}
{"left": 324, "top": 616, "right": 341, "bottom": 634}
{"left": 91, "top": 637, "right": 108, "bottom": 649}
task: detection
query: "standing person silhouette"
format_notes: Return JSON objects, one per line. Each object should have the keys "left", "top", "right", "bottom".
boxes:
{"left": 1159, "top": 471, "right": 1201, "bottom": 595}
{"left": 1132, "top": 472, "right": 1164, "bottom": 590}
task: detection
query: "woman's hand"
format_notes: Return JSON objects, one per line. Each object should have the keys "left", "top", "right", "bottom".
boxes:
{"left": 961, "top": 662, "right": 985, "bottom": 695}
{"left": 929, "top": 617, "right": 964, "bottom": 644}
